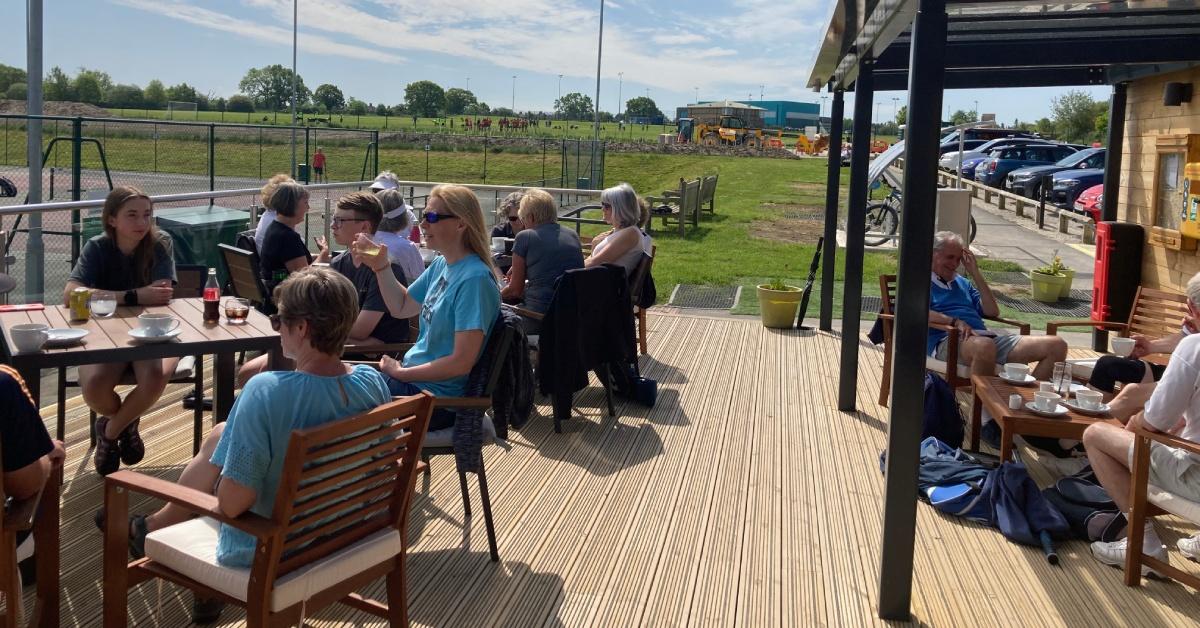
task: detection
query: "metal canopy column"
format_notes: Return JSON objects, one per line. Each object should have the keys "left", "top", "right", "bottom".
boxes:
{"left": 820, "top": 88, "right": 846, "bottom": 332}
{"left": 1095, "top": 81, "right": 1127, "bottom": 351}
{"left": 878, "top": 0, "right": 947, "bottom": 620}
{"left": 837, "top": 59, "right": 874, "bottom": 411}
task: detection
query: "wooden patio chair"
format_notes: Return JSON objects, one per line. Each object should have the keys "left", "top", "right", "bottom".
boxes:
{"left": 646, "top": 178, "right": 701, "bottom": 236}
{"left": 56, "top": 265, "right": 208, "bottom": 453}
{"left": 628, "top": 246, "right": 657, "bottom": 355}
{"left": 102, "top": 393, "right": 435, "bottom": 628}
{"left": 218, "top": 244, "right": 272, "bottom": 313}
{"left": 0, "top": 453, "right": 61, "bottom": 628}
{"left": 1124, "top": 425, "right": 1200, "bottom": 588}
{"left": 877, "top": 275, "right": 1030, "bottom": 447}
{"left": 1045, "top": 286, "right": 1189, "bottom": 378}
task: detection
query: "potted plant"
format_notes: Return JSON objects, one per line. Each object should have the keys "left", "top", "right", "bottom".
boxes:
{"left": 1030, "top": 253, "right": 1070, "bottom": 303}
{"left": 757, "top": 279, "right": 802, "bottom": 328}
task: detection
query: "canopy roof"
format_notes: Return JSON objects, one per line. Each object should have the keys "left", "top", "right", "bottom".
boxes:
{"left": 808, "top": 1, "right": 1200, "bottom": 91}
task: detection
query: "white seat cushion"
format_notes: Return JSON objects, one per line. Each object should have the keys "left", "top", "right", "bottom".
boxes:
{"left": 1148, "top": 485, "right": 1200, "bottom": 524}
{"left": 1067, "top": 358, "right": 1097, "bottom": 382}
{"left": 144, "top": 517, "right": 402, "bottom": 612}
{"left": 424, "top": 412, "right": 497, "bottom": 448}
{"left": 172, "top": 355, "right": 197, "bottom": 381}
{"left": 925, "top": 356, "right": 972, "bottom": 379}
{"left": 16, "top": 533, "right": 33, "bottom": 562}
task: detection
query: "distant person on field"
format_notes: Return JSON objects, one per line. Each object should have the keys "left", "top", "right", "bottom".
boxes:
{"left": 311, "top": 147, "right": 326, "bottom": 183}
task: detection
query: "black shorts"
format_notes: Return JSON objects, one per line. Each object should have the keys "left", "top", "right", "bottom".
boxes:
{"left": 313, "top": 166, "right": 324, "bottom": 174}
{"left": 1088, "top": 355, "right": 1166, "bottom": 393}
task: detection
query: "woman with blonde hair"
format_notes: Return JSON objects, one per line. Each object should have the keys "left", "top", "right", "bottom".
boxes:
{"left": 352, "top": 185, "right": 500, "bottom": 430}
{"left": 501, "top": 188, "right": 583, "bottom": 320}
{"left": 252, "top": 173, "right": 293, "bottom": 251}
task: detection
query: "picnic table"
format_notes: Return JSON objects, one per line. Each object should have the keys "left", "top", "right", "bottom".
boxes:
{"left": 0, "top": 299, "right": 280, "bottom": 425}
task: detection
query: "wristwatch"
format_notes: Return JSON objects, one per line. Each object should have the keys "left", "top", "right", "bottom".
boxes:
{"left": 124, "top": 289, "right": 138, "bottom": 306}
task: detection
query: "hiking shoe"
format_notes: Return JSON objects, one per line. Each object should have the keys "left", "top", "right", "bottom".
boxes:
{"left": 93, "top": 417, "right": 121, "bottom": 476}
{"left": 1090, "top": 538, "right": 1167, "bottom": 578}
{"left": 92, "top": 510, "right": 150, "bottom": 560}
{"left": 117, "top": 418, "right": 145, "bottom": 466}
{"left": 191, "top": 595, "right": 225, "bottom": 624}
{"left": 980, "top": 419, "right": 1001, "bottom": 450}
{"left": 1178, "top": 535, "right": 1200, "bottom": 561}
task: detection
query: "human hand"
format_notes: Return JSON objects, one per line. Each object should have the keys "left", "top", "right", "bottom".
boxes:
{"left": 137, "top": 283, "right": 174, "bottom": 305}
{"left": 954, "top": 319, "right": 975, "bottom": 341}
{"left": 960, "top": 248, "right": 981, "bottom": 278}
{"left": 48, "top": 439, "right": 66, "bottom": 466}
{"left": 1131, "top": 334, "right": 1152, "bottom": 359}
{"left": 351, "top": 233, "right": 390, "bottom": 272}
{"left": 1185, "top": 314, "right": 1199, "bottom": 335}
{"left": 314, "top": 236, "right": 331, "bottom": 263}
{"left": 379, "top": 354, "right": 403, "bottom": 379}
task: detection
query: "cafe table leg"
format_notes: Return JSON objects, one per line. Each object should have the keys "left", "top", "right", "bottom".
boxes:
{"left": 999, "top": 423, "right": 1014, "bottom": 462}
{"left": 970, "top": 391, "right": 982, "bottom": 452}
{"left": 213, "top": 352, "right": 236, "bottom": 425}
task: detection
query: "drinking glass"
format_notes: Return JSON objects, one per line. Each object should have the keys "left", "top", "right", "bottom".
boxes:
{"left": 224, "top": 298, "right": 251, "bottom": 324}
{"left": 90, "top": 291, "right": 117, "bottom": 318}
{"left": 1051, "top": 362, "right": 1072, "bottom": 397}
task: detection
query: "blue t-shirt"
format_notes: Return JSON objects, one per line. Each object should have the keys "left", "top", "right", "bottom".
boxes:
{"left": 402, "top": 254, "right": 500, "bottom": 397}
{"left": 209, "top": 364, "right": 391, "bottom": 567}
{"left": 927, "top": 274, "right": 985, "bottom": 355}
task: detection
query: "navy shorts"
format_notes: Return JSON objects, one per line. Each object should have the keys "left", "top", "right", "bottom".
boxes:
{"left": 386, "top": 379, "right": 455, "bottom": 431}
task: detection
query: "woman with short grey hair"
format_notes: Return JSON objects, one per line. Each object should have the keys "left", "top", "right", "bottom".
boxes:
{"left": 492, "top": 190, "right": 526, "bottom": 238}
{"left": 586, "top": 182, "right": 653, "bottom": 275}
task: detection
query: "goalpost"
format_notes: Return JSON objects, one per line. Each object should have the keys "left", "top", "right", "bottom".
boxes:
{"left": 166, "top": 101, "right": 199, "bottom": 120}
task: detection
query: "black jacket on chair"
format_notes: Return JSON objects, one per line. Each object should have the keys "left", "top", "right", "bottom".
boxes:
{"left": 537, "top": 265, "right": 637, "bottom": 428}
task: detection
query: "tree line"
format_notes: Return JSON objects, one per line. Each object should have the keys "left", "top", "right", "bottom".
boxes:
{"left": 0, "top": 63, "right": 666, "bottom": 123}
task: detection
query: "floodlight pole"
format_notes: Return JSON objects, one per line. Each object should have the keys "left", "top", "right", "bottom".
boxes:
{"left": 25, "top": 0, "right": 44, "bottom": 302}
{"left": 592, "top": 0, "right": 605, "bottom": 185}
{"left": 290, "top": 0, "right": 298, "bottom": 179}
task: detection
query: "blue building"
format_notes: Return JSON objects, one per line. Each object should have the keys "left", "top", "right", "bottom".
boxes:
{"left": 741, "top": 101, "right": 821, "bottom": 129}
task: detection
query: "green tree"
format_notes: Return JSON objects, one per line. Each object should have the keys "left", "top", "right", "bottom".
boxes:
{"left": 239, "top": 64, "right": 309, "bottom": 111}
{"left": 5, "top": 83, "right": 26, "bottom": 100}
{"left": 1094, "top": 106, "right": 1109, "bottom": 142}
{"left": 896, "top": 105, "right": 907, "bottom": 126}
{"left": 347, "top": 98, "right": 368, "bottom": 116}
{"left": 313, "top": 84, "right": 345, "bottom": 112}
{"left": 404, "top": 80, "right": 445, "bottom": 117}
{"left": 104, "top": 84, "right": 144, "bottom": 108}
{"left": 555, "top": 92, "right": 594, "bottom": 120}
{"left": 43, "top": 66, "right": 74, "bottom": 101}
{"left": 72, "top": 73, "right": 103, "bottom": 104}
{"left": 623, "top": 96, "right": 661, "bottom": 119}
{"left": 144, "top": 80, "right": 167, "bottom": 108}
{"left": 1050, "top": 90, "right": 1101, "bottom": 144}
{"left": 444, "top": 88, "right": 477, "bottom": 115}
{"left": 374, "top": 103, "right": 388, "bottom": 116}
{"left": 0, "top": 63, "right": 25, "bottom": 95}
{"left": 491, "top": 107, "right": 515, "bottom": 117}
{"left": 75, "top": 68, "right": 112, "bottom": 94}
{"left": 948, "top": 109, "right": 976, "bottom": 126}
{"left": 1035, "top": 117, "right": 1055, "bottom": 136}
{"left": 165, "top": 82, "right": 200, "bottom": 104}
{"left": 466, "top": 101, "right": 489, "bottom": 115}
{"left": 227, "top": 94, "right": 255, "bottom": 112}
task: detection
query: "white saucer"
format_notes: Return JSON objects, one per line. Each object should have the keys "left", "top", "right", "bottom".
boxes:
{"left": 999, "top": 373, "right": 1036, "bottom": 385}
{"left": 1025, "top": 401, "right": 1069, "bottom": 418}
{"left": 44, "top": 328, "right": 88, "bottom": 347}
{"left": 129, "top": 327, "right": 182, "bottom": 343}
{"left": 1062, "top": 400, "right": 1110, "bottom": 416}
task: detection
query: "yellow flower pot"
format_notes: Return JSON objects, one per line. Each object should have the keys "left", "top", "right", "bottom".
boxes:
{"left": 1030, "top": 271, "right": 1068, "bottom": 303}
{"left": 757, "top": 285, "right": 802, "bottom": 328}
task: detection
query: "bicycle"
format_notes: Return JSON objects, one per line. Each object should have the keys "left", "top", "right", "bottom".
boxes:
{"left": 863, "top": 187, "right": 976, "bottom": 247}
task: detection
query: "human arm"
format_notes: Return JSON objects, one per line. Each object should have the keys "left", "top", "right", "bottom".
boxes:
{"left": 928, "top": 309, "right": 977, "bottom": 340}
{"left": 501, "top": 254, "right": 527, "bottom": 300}
{"left": 0, "top": 368, "right": 59, "bottom": 499}
{"left": 5, "top": 455, "right": 51, "bottom": 501}
{"left": 379, "top": 329, "right": 485, "bottom": 382}
{"left": 1142, "top": 340, "right": 1200, "bottom": 433}
{"left": 348, "top": 310, "right": 385, "bottom": 342}
{"left": 1132, "top": 331, "right": 1184, "bottom": 359}
{"left": 216, "top": 476, "right": 257, "bottom": 518}
{"left": 960, "top": 248, "right": 999, "bottom": 317}
{"left": 353, "top": 234, "right": 421, "bottom": 319}
{"left": 585, "top": 227, "right": 639, "bottom": 268}
{"left": 284, "top": 255, "right": 311, "bottom": 273}
{"left": 313, "top": 235, "right": 331, "bottom": 264}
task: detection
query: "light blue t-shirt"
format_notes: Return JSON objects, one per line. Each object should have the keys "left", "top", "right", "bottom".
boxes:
{"left": 402, "top": 254, "right": 500, "bottom": 397}
{"left": 209, "top": 364, "right": 391, "bottom": 567}
{"left": 927, "top": 274, "right": 985, "bottom": 355}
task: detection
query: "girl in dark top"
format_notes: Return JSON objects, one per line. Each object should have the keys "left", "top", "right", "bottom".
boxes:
{"left": 258, "top": 181, "right": 329, "bottom": 291}
{"left": 63, "top": 186, "right": 178, "bottom": 475}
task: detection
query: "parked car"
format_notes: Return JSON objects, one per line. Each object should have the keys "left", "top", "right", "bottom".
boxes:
{"left": 1049, "top": 168, "right": 1105, "bottom": 209}
{"left": 1007, "top": 147, "right": 1107, "bottom": 198}
{"left": 939, "top": 129, "right": 1036, "bottom": 144}
{"left": 939, "top": 139, "right": 988, "bottom": 155}
{"left": 939, "top": 137, "right": 1056, "bottom": 172}
{"left": 959, "top": 156, "right": 990, "bottom": 181}
{"left": 1073, "top": 184, "right": 1104, "bottom": 221}
{"left": 973, "top": 144, "right": 1079, "bottom": 189}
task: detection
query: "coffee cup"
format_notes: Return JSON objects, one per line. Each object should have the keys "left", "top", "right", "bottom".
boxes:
{"left": 137, "top": 313, "right": 180, "bottom": 336}
{"left": 1039, "top": 382, "right": 1056, "bottom": 393}
{"left": 1075, "top": 390, "right": 1103, "bottom": 410}
{"left": 1004, "top": 363, "right": 1031, "bottom": 380}
{"left": 10, "top": 323, "right": 49, "bottom": 352}
{"left": 1034, "top": 391, "right": 1061, "bottom": 412}
{"left": 1111, "top": 337, "right": 1136, "bottom": 357}
{"left": 491, "top": 236, "right": 505, "bottom": 253}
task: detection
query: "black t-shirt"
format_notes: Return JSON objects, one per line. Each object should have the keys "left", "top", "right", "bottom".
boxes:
{"left": 491, "top": 222, "right": 515, "bottom": 239}
{"left": 68, "top": 233, "right": 176, "bottom": 291}
{"left": 0, "top": 366, "right": 54, "bottom": 473}
{"left": 259, "top": 220, "right": 311, "bottom": 288}
{"left": 330, "top": 251, "right": 410, "bottom": 344}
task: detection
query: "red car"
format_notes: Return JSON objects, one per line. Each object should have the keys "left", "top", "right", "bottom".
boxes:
{"left": 1073, "top": 183, "right": 1104, "bottom": 221}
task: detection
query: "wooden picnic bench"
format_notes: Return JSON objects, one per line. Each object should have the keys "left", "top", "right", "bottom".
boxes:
{"left": 646, "top": 178, "right": 701, "bottom": 236}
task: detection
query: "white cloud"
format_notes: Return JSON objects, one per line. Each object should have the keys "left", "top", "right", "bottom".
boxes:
{"left": 651, "top": 32, "right": 706, "bottom": 45}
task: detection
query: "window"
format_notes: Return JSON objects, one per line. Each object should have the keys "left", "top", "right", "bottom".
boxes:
{"left": 1155, "top": 151, "right": 1185, "bottom": 231}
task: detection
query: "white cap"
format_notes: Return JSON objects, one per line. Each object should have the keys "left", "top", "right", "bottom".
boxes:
{"left": 369, "top": 177, "right": 398, "bottom": 191}
{"left": 384, "top": 202, "right": 414, "bottom": 219}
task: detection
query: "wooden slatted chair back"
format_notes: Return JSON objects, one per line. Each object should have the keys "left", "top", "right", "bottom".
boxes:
{"left": 219, "top": 244, "right": 267, "bottom": 305}
{"left": 683, "top": 179, "right": 702, "bottom": 218}
{"left": 174, "top": 265, "right": 208, "bottom": 299}
{"left": 268, "top": 393, "right": 433, "bottom": 577}
{"left": 1125, "top": 286, "right": 1190, "bottom": 339}
{"left": 700, "top": 175, "right": 718, "bottom": 205}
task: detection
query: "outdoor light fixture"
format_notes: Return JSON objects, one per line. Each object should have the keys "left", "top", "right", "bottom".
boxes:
{"left": 1163, "top": 81, "right": 1193, "bottom": 106}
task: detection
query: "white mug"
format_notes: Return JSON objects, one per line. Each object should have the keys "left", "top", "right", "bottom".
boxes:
{"left": 137, "top": 313, "right": 180, "bottom": 336}
{"left": 491, "top": 236, "right": 505, "bottom": 252}
{"left": 1075, "top": 390, "right": 1103, "bottom": 410}
{"left": 10, "top": 323, "right": 49, "bottom": 352}
{"left": 1004, "top": 362, "right": 1031, "bottom": 380}
{"left": 1111, "top": 337, "right": 1136, "bottom": 357}
{"left": 1038, "top": 382, "right": 1056, "bottom": 393}
{"left": 1034, "top": 391, "right": 1061, "bottom": 412}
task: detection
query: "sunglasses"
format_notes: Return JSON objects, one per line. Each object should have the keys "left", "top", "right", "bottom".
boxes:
{"left": 269, "top": 314, "right": 285, "bottom": 332}
{"left": 423, "top": 211, "right": 458, "bottom": 224}
{"left": 507, "top": 215, "right": 521, "bottom": 222}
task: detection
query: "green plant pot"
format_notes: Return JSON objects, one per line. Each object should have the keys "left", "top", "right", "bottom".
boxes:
{"left": 1030, "top": 271, "right": 1068, "bottom": 303}
{"left": 1057, "top": 268, "right": 1076, "bottom": 299}
{"left": 757, "top": 285, "right": 802, "bottom": 328}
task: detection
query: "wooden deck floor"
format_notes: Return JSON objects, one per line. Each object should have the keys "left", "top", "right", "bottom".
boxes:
{"left": 24, "top": 312, "right": 1200, "bottom": 626}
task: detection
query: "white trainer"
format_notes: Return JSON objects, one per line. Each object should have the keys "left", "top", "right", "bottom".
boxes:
{"left": 1177, "top": 535, "right": 1200, "bottom": 562}
{"left": 1090, "top": 538, "right": 1167, "bottom": 578}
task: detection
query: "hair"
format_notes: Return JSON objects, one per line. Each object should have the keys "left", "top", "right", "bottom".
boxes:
{"left": 336, "top": 191, "right": 384, "bottom": 232}
{"left": 260, "top": 173, "right": 294, "bottom": 207}
{"left": 496, "top": 190, "right": 526, "bottom": 219}
{"left": 101, "top": 186, "right": 160, "bottom": 285}
{"left": 267, "top": 181, "right": 309, "bottom": 218}
{"left": 273, "top": 266, "right": 359, "bottom": 355}
{"left": 375, "top": 189, "right": 412, "bottom": 233}
{"left": 429, "top": 184, "right": 494, "bottom": 273}
{"left": 1188, "top": 273, "right": 1200, "bottom": 309}
{"left": 600, "top": 182, "right": 641, "bottom": 229}
{"left": 933, "top": 230, "right": 965, "bottom": 253}
{"left": 637, "top": 196, "right": 651, "bottom": 229}
{"left": 372, "top": 170, "right": 401, "bottom": 190}
{"left": 518, "top": 189, "right": 558, "bottom": 227}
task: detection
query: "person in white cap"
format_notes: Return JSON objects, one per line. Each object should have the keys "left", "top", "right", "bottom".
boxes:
{"left": 368, "top": 170, "right": 401, "bottom": 193}
{"left": 374, "top": 189, "right": 425, "bottom": 284}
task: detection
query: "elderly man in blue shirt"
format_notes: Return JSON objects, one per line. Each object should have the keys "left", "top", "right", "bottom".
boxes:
{"left": 927, "top": 231, "right": 1067, "bottom": 380}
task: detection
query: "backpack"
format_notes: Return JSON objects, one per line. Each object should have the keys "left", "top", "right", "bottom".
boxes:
{"left": 1041, "top": 475, "right": 1126, "bottom": 542}
{"left": 0, "top": 177, "right": 16, "bottom": 198}
{"left": 924, "top": 373, "right": 964, "bottom": 449}
{"left": 637, "top": 271, "right": 657, "bottom": 309}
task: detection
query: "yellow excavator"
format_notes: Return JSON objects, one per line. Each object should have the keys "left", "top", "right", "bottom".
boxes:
{"left": 676, "top": 102, "right": 767, "bottom": 148}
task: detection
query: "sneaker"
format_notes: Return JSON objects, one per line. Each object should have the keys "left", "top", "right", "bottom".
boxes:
{"left": 1090, "top": 537, "right": 1167, "bottom": 578}
{"left": 117, "top": 418, "right": 145, "bottom": 466}
{"left": 93, "top": 417, "right": 122, "bottom": 476}
{"left": 191, "top": 595, "right": 225, "bottom": 624}
{"left": 1178, "top": 535, "right": 1200, "bottom": 561}
{"left": 92, "top": 510, "right": 150, "bottom": 560}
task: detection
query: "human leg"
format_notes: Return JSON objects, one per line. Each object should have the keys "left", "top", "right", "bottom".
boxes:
{"left": 104, "top": 357, "right": 180, "bottom": 437}
{"left": 956, "top": 335, "right": 997, "bottom": 378}
{"left": 78, "top": 362, "right": 128, "bottom": 417}
{"left": 1088, "top": 356, "right": 1151, "bottom": 394}
{"left": 237, "top": 354, "right": 269, "bottom": 388}
{"left": 145, "top": 422, "right": 226, "bottom": 533}
{"left": 1108, "top": 382, "right": 1156, "bottom": 424}
{"left": 1004, "top": 335, "right": 1068, "bottom": 380}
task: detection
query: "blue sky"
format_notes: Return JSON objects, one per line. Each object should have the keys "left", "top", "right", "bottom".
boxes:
{"left": 1, "top": 0, "right": 1110, "bottom": 122}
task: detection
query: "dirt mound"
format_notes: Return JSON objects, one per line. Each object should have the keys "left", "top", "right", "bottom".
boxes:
{"left": 0, "top": 100, "right": 111, "bottom": 117}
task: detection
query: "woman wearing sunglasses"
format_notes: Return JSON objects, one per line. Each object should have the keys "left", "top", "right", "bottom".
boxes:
{"left": 353, "top": 185, "right": 501, "bottom": 431}
{"left": 491, "top": 190, "right": 526, "bottom": 239}
{"left": 585, "top": 182, "right": 652, "bottom": 276}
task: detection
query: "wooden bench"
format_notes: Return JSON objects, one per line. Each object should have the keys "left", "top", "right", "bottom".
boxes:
{"left": 647, "top": 178, "right": 701, "bottom": 236}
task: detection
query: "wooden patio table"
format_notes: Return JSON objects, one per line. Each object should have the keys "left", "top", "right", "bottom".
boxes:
{"left": 0, "top": 299, "right": 280, "bottom": 425}
{"left": 971, "top": 374, "right": 1121, "bottom": 462}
